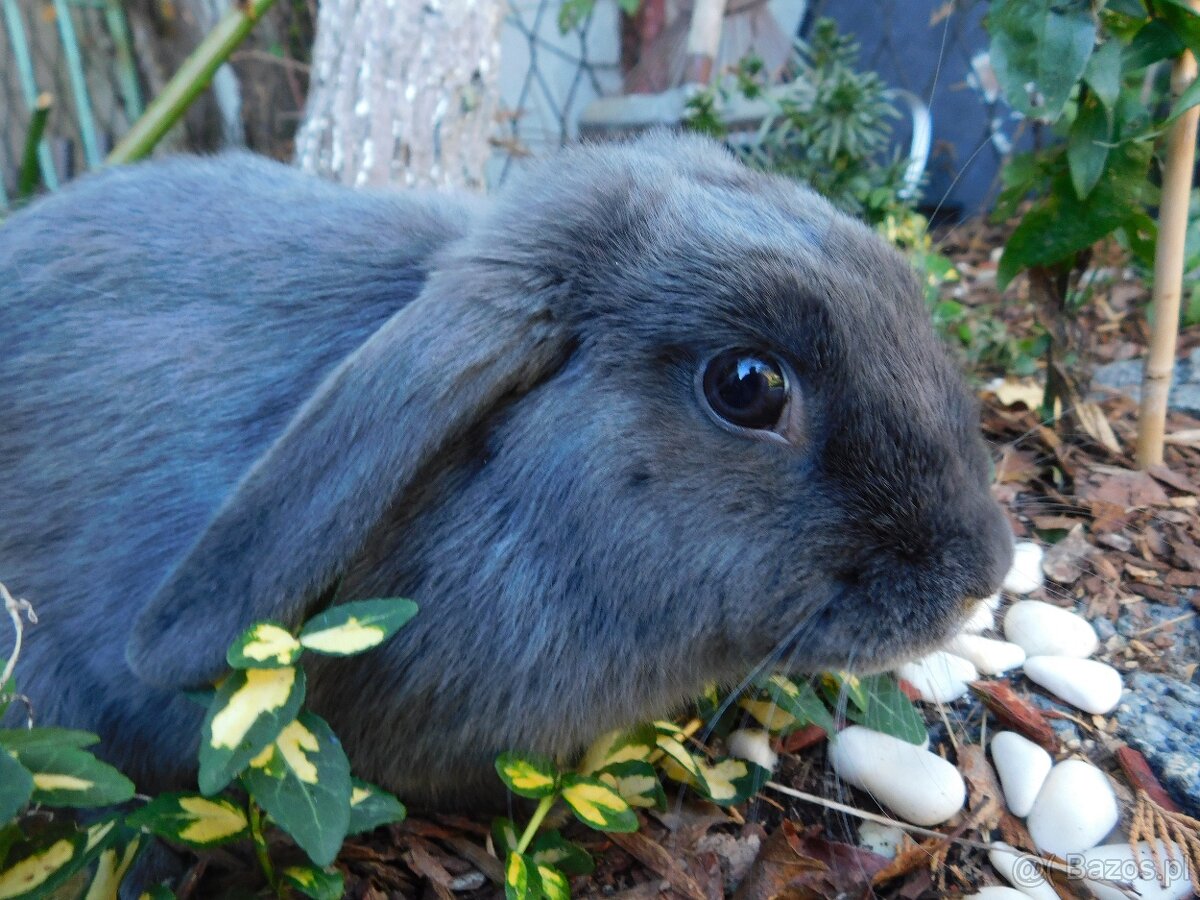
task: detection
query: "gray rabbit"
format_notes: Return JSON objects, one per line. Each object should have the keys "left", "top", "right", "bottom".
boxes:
{"left": 0, "top": 133, "right": 1012, "bottom": 808}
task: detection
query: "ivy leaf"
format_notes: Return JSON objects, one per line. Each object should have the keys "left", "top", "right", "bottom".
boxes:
{"left": 347, "top": 778, "right": 406, "bottom": 835}
{"left": 989, "top": 0, "right": 1096, "bottom": 121}
{"left": 560, "top": 775, "right": 638, "bottom": 833}
{"left": 494, "top": 752, "right": 559, "bottom": 799}
{"left": 597, "top": 760, "right": 666, "bottom": 811}
{"left": 227, "top": 622, "right": 302, "bottom": 669}
{"left": 298, "top": 599, "right": 417, "bottom": 657}
{"left": 846, "top": 674, "right": 926, "bottom": 745}
{"left": 757, "top": 674, "right": 837, "bottom": 737}
{"left": 4, "top": 741, "right": 134, "bottom": 808}
{"left": 241, "top": 712, "right": 351, "bottom": 867}
{"left": 1068, "top": 96, "right": 1112, "bottom": 199}
{"left": 198, "top": 666, "right": 306, "bottom": 795}
{"left": 281, "top": 864, "right": 345, "bottom": 900}
{"left": 529, "top": 830, "right": 595, "bottom": 876}
{"left": 126, "top": 794, "right": 249, "bottom": 848}
{"left": 0, "top": 751, "right": 32, "bottom": 823}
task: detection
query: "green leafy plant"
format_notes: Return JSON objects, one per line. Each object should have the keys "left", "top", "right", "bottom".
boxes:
{"left": 492, "top": 669, "right": 923, "bottom": 898}
{"left": 684, "top": 19, "right": 913, "bottom": 225}
{"left": 0, "top": 593, "right": 415, "bottom": 899}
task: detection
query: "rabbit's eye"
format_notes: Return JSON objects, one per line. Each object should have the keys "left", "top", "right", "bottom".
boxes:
{"left": 701, "top": 350, "right": 788, "bottom": 431}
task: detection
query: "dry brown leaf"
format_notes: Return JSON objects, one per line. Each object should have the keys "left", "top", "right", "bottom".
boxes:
{"left": 991, "top": 377, "right": 1045, "bottom": 409}
{"left": 1042, "top": 525, "right": 1094, "bottom": 584}
{"left": 733, "top": 821, "right": 888, "bottom": 900}
{"left": 970, "top": 681, "right": 1059, "bottom": 752}
{"left": 1074, "top": 400, "right": 1122, "bottom": 454}
{"left": 608, "top": 831, "right": 708, "bottom": 900}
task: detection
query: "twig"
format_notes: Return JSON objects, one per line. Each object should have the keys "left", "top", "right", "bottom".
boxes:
{"left": 1133, "top": 611, "right": 1195, "bottom": 637}
{"left": 1, "top": 581, "right": 36, "bottom": 689}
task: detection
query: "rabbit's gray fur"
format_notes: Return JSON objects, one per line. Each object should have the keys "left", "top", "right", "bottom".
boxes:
{"left": 0, "top": 133, "right": 1012, "bottom": 807}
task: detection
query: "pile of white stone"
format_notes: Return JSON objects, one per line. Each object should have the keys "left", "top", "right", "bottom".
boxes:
{"left": 729, "top": 540, "right": 1192, "bottom": 899}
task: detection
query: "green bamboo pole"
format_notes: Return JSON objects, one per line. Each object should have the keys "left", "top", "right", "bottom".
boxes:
{"left": 18, "top": 94, "right": 53, "bottom": 198}
{"left": 53, "top": 0, "right": 102, "bottom": 167}
{"left": 106, "top": 0, "right": 278, "bottom": 165}
{"left": 1136, "top": 2, "right": 1200, "bottom": 468}
{"left": 2, "top": 0, "right": 59, "bottom": 189}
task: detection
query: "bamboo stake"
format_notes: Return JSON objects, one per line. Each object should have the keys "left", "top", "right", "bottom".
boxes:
{"left": 1136, "top": 7, "right": 1200, "bottom": 468}
{"left": 106, "top": 0, "right": 278, "bottom": 166}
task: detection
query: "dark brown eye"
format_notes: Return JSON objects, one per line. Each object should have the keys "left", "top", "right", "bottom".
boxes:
{"left": 701, "top": 350, "right": 788, "bottom": 430}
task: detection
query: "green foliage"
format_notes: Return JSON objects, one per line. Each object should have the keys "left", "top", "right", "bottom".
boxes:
{"left": 0, "top": 598, "right": 415, "bottom": 896}
{"left": 684, "top": 20, "right": 912, "bottom": 225}
{"left": 985, "top": 0, "right": 1199, "bottom": 289}
{"left": 556, "top": 0, "right": 638, "bottom": 34}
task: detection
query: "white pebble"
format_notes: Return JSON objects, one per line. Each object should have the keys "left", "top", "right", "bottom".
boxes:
{"left": 987, "top": 842, "right": 1059, "bottom": 900}
{"left": 856, "top": 821, "right": 906, "bottom": 859}
{"left": 1023, "top": 656, "right": 1123, "bottom": 714}
{"left": 990, "top": 731, "right": 1051, "bottom": 817}
{"left": 1003, "top": 541, "right": 1045, "bottom": 594}
{"left": 896, "top": 650, "right": 978, "bottom": 703}
{"left": 727, "top": 729, "right": 778, "bottom": 771}
{"left": 1026, "top": 760, "right": 1119, "bottom": 857}
{"left": 961, "top": 601, "right": 996, "bottom": 634}
{"left": 828, "top": 725, "right": 965, "bottom": 826}
{"left": 945, "top": 634, "right": 1026, "bottom": 675}
{"left": 965, "top": 889, "right": 1033, "bottom": 900}
{"left": 1004, "top": 600, "right": 1099, "bottom": 658}
{"left": 1077, "top": 841, "right": 1192, "bottom": 900}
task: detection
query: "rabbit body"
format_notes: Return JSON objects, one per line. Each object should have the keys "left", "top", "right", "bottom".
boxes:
{"left": 0, "top": 135, "right": 1012, "bottom": 806}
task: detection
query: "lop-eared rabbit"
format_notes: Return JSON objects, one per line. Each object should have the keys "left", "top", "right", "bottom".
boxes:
{"left": 0, "top": 133, "right": 1012, "bottom": 806}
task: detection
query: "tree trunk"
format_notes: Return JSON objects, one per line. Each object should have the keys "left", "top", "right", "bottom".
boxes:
{"left": 294, "top": 0, "right": 503, "bottom": 189}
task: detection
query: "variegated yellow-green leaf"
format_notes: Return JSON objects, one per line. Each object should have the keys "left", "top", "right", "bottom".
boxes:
{"left": 241, "top": 712, "right": 351, "bottom": 867}
{"left": 738, "top": 698, "right": 798, "bottom": 732}
{"left": 198, "top": 666, "right": 306, "bottom": 794}
{"left": 504, "top": 851, "right": 538, "bottom": 900}
{"left": 1, "top": 739, "right": 134, "bottom": 809}
{"left": 577, "top": 723, "right": 656, "bottom": 775}
{"left": 756, "top": 674, "right": 836, "bottom": 737}
{"left": 227, "top": 622, "right": 302, "bottom": 669}
{"left": 347, "top": 778, "right": 407, "bottom": 835}
{"left": 560, "top": 775, "right": 638, "bottom": 833}
{"left": 0, "top": 835, "right": 83, "bottom": 900}
{"left": 597, "top": 760, "right": 665, "bottom": 811}
{"left": 694, "top": 757, "right": 768, "bottom": 807}
{"left": 536, "top": 863, "right": 570, "bottom": 900}
{"left": 84, "top": 836, "right": 141, "bottom": 900}
{"left": 494, "top": 752, "right": 558, "bottom": 799}
{"left": 530, "top": 830, "right": 594, "bottom": 876}
{"left": 491, "top": 818, "right": 520, "bottom": 858}
{"left": 0, "top": 728, "right": 100, "bottom": 753}
{"left": 126, "top": 794, "right": 249, "bottom": 848}
{"left": 297, "top": 599, "right": 417, "bottom": 657}
{"left": 281, "top": 864, "right": 345, "bottom": 900}
{"left": 820, "top": 671, "right": 868, "bottom": 713}
{"left": 653, "top": 735, "right": 710, "bottom": 796}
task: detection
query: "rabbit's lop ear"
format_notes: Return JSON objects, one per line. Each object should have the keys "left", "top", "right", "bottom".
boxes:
{"left": 126, "top": 260, "right": 571, "bottom": 690}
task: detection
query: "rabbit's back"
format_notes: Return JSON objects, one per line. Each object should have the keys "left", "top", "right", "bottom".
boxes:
{"left": 0, "top": 156, "right": 473, "bottom": 784}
